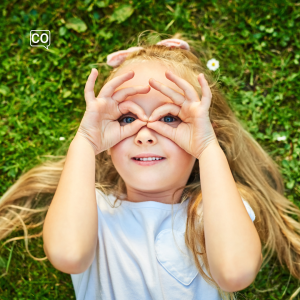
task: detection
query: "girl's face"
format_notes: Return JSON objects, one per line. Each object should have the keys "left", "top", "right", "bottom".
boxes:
{"left": 108, "top": 60, "right": 197, "bottom": 204}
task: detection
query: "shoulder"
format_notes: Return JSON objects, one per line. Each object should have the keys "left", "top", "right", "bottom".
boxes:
{"left": 95, "top": 188, "right": 121, "bottom": 211}
{"left": 95, "top": 188, "right": 106, "bottom": 201}
{"left": 95, "top": 188, "right": 110, "bottom": 207}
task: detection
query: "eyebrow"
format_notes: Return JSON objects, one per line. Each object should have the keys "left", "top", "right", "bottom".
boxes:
{"left": 119, "top": 112, "right": 139, "bottom": 119}
{"left": 122, "top": 112, "right": 138, "bottom": 116}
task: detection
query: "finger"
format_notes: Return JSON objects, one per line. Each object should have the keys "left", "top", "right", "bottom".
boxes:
{"left": 148, "top": 103, "right": 181, "bottom": 122}
{"left": 84, "top": 68, "right": 98, "bottom": 102}
{"left": 148, "top": 78, "right": 185, "bottom": 106}
{"left": 111, "top": 85, "right": 151, "bottom": 104}
{"left": 120, "top": 119, "right": 148, "bottom": 140}
{"left": 197, "top": 73, "right": 213, "bottom": 111}
{"left": 99, "top": 70, "right": 135, "bottom": 98}
{"left": 146, "top": 120, "right": 176, "bottom": 142}
{"left": 165, "top": 70, "right": 200, "bottom": 102}
{"left": 118, "top": 100, "right": 149, "bottom": 122}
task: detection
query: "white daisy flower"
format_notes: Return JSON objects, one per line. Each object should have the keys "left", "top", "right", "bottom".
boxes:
{"left": 277, "top": 136, "right": 286, "bottom": 141}
{"left": 59, "top": 137, "right": 65, "bottom": 141}
{"left": 207, "top": 58, "right": 219, "bottom": 71}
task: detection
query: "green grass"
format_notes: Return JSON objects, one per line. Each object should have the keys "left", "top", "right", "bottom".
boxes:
{"left": 0, "top": 0, "right": 300, "bottom": 298}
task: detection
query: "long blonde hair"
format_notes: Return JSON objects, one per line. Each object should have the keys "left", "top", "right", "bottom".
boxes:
{"left": 1, "top": 30, "right": 300, "bottom": 300}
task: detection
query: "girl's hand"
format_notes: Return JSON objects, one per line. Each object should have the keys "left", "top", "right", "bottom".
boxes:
{"left": 76, "top": 69, "right": 150, "bottom": 155}
{"left": 147, "top": 71, "right": 218, "bottom": 160}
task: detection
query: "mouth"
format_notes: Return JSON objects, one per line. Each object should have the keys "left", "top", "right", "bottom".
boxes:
{"left": 131, "top": 157, "right": 166, "bottom": 166}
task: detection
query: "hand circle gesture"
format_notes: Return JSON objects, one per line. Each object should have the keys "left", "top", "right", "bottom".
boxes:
{"left": 77, "top": 69, "right": 150, "bottom": 155}
{"left": 146, "top": 71, "right": 218, "bottom": 160}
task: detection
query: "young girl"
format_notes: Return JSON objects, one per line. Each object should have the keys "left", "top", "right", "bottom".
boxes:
{"left": 1, "top": 32, "right": 300, "bottom": 300}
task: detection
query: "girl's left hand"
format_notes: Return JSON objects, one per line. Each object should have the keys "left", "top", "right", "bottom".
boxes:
{"left": 147, "top": 71, "right": 219, "bottom": 160}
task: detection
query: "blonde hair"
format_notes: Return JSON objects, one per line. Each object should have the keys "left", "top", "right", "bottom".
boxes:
{"left": 1, "top": 30, "right": 300, "bottom": 300}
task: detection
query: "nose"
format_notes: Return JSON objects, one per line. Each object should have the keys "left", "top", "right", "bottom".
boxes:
{"left": 134, "top": 126, "right": 158, "bottom": 145}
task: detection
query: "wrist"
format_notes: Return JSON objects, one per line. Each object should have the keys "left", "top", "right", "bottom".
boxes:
{"left": 197, "top": 140, "right": 220, "bottom": 161}
{"left": 73, "top": 133, "right": 98, "bottom": 156}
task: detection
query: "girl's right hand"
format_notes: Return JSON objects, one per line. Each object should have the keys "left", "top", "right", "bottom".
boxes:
{"left": 76, "top": 68, "right": 150, "bottom": 155}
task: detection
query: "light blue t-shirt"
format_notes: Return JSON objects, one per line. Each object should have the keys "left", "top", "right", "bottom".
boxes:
{"left": 71, "top": 188, "right": 255, "bottom": 300}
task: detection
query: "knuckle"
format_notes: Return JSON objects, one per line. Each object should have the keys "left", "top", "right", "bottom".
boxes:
{"left": 119, "top": 101, "right": 131, "bottom": 111}
{"left": 122, "top": 100, "right": 132, "bottom": 107}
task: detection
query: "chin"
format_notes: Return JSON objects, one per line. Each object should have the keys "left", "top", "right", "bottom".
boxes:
{"left": 127, "top": 179, "right": 166, "bottom": 191}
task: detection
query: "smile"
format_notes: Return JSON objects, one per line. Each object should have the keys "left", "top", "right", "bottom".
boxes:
{"left": 131, "top": 157, "right": 166, "bottom": 166}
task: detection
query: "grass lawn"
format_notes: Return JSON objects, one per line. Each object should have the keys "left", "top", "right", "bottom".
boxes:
{"left": 0, "top": 0, "right": 300, "bottom": 299}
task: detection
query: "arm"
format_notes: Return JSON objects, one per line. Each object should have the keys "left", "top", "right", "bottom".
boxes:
{"left": 199, "top": 141, "right": 262, "bottom": 292}
{"left": 43, "top": 134, "right": 98, "bottom": 274}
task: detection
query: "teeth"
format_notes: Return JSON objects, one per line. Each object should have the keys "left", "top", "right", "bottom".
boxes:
{"left": 135, "top": 157, "right": 163, "bottom": 161}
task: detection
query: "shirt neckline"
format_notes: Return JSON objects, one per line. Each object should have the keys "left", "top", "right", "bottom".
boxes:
{"left": 119, "top": 197, "right": 190, "bottom": 210}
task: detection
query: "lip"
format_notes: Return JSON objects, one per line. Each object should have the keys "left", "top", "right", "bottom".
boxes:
{"left": 132, "top": 153, "right": 165, "bottom": 158}
{"left": 131, "top": 157, "right": 166, "bottom": 166}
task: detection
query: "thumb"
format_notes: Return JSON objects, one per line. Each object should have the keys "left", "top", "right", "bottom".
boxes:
{"left": 147, "top": 121, "right": 175, "bottom": 141}
{"left": 120, "top": 120, "right": 148, "bottom": 140}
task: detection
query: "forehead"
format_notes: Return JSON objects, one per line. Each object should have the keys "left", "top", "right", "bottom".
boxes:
{"left": 113, "top": 60, "right": 182, "bottom": 94}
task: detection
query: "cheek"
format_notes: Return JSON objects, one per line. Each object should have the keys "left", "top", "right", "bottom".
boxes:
{"left": 164, "top": 140, "right": 194, "bottom": 166}
{"left": 176, "top": 152, "right": 195, "bottom": 168}
{"left": 110, "top": 138, "right": 131, "bottom": 163}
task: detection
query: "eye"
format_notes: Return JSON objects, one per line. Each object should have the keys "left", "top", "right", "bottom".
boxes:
{"left": 118, "top": 114, "right": 181, "bottom": 125}
{"left": 119, "top": 115, "right": 136, "bottom": 124}
{"left": 160, "top": 115, "right": 179, "bottom": 123}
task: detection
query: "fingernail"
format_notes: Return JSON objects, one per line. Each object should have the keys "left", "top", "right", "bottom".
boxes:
{"left": 144, "top": 115, "right": 148, "bottom": 120}
{"left": 149, "top": 116, "right": 152, "bottom": 121}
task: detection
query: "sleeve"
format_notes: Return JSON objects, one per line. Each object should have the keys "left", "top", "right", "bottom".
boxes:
{"left": 241, "top": 198, "right": 256, "bottom": 222}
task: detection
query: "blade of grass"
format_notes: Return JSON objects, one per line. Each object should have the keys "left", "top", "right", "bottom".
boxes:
{"left": 6, "top": 240, "right": 16, "bottom": 274}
